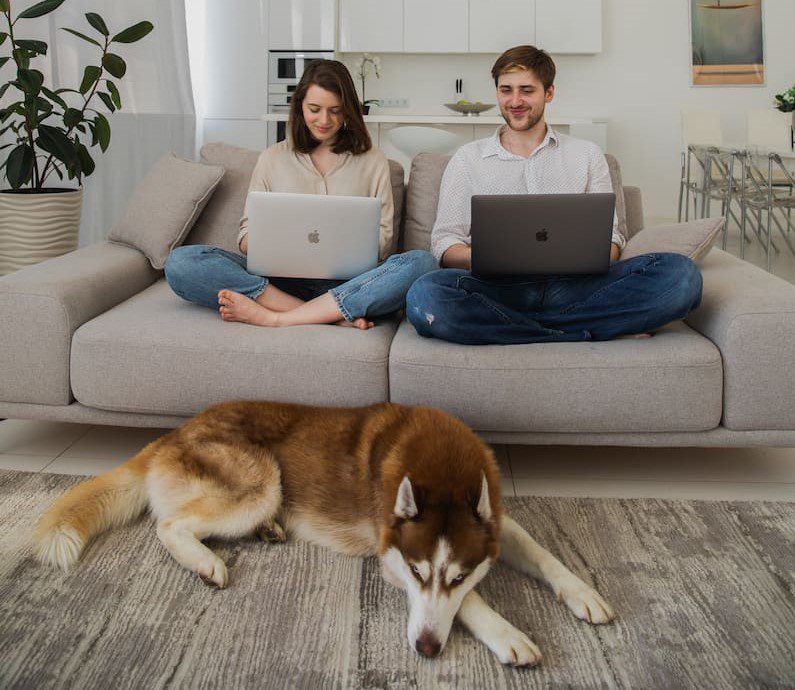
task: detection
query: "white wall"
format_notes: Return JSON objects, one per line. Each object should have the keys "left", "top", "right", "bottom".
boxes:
{"left": 351, "top": 0, "right": 795, "bottom": 224}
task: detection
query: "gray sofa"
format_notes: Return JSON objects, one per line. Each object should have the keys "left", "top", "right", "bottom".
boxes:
{"left": 2, "top": 143, "right": 795, "bottom": 447}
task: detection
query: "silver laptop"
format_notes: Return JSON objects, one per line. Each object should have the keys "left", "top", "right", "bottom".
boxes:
{"left": 470, "top": 193, "right": 616, "bottom": 278}
{"left": 245, "top": 191, "right": 380, "bottom": 279}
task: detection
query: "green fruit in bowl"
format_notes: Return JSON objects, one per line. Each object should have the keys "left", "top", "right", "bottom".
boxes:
{"left": 457, "top": 99, "right": 472, "bottom": 105}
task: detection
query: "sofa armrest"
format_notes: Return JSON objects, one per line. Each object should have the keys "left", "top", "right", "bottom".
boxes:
{"left": 622, "top": 186, "right": 644, "bottom": 239}
{"left": 0, "top": 242, "right": 160, "bottom": 405}
{"left": 685, "top": 248, "right": 795, "bottom": 431}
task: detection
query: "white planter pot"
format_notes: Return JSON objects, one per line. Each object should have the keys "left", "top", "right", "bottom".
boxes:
{"left": 0, "top": 188, "right": 82, "bottom": 275}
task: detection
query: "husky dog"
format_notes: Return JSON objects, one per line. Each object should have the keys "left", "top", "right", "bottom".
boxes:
{"left": 35, "top": 401, "right": 613, "bottom": 666}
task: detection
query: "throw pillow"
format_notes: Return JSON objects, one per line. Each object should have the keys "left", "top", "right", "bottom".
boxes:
{"left": 620, "top": 217, "right": 725, "bottom": 263}
{"left": 108, "top": 152, "right": 225, "bottom": 269}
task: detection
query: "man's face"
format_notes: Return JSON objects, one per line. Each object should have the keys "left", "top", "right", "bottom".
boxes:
{"left": 496, "top": 69, "right": 554, "bottom": 133}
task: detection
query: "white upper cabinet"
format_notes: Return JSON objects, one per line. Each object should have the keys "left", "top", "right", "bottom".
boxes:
{"left": 469, "top": 0, "right": 535, "bottom": 53}
{"left": 339, "top": 0, "right": 404, "bottom": 52}
{"left": 269, "top": 0, "right": 336, "bottom": 50}
{"left": 535, "top": 0, "right": 602, "bottom": 54}
{"left": 404, "top": 0, "right": 468, "bottom": 53}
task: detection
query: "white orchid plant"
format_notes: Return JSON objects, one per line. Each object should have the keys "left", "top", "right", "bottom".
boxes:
{"left": 774, "top": 85, "right": 795, "bottom": 113}
{"left": 352, "top": 53, "right": 380, "bottom": 110}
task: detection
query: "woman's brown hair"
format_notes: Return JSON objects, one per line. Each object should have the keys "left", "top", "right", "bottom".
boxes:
{"left": 288, "top": 60, "right": 372, "bottom": 155}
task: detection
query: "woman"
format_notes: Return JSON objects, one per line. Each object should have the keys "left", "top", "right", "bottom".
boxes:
{"left": 165, "top": 60, "right": 436, "bottom": 329}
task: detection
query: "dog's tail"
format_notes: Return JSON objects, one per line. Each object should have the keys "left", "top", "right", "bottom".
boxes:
{"left": 33, "top": 439, "right": 158, "bottom": 570}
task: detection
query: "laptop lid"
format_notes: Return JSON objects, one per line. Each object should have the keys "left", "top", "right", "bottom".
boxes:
{"left": 246, "top": 191, "right": 380, "bottom": 280}
{"left": 470, "top": 193, "right": 616, "bottom": 278}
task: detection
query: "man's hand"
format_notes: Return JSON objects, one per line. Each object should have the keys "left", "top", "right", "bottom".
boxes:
{"left": 441, "top": 243, "right": 472, "bottom": 270}
{"left": 239, "top": 233, "right": 248, "bottom": 255}
{"left": 610, "top": 242, "right": 620, "bottom": 264}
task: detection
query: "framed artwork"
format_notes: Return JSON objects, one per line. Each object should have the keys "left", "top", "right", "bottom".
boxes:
{"left": 690, "top": 0, "right": 765, "bottom": 86}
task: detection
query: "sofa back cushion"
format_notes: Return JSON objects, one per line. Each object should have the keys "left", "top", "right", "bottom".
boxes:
{"left": 184, "top": 142, "right": 405, "bottom": 255}
{"left": 402, "top": 151, "right": 628, "bottom": 252}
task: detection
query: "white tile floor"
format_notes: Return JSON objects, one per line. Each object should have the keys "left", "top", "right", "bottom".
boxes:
{"left": 2, "top": 418, "right": 793, "bottom": 502}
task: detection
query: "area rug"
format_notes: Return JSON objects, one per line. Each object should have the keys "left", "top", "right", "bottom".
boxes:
{"left": 0, "top": 469, "right": 793, "bottom": 689}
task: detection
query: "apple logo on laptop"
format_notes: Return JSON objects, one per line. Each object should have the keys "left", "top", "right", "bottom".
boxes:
{"left": 308, "top": 230, "right": 320, "bottom": 244}
{"left": 536, "top": 229, "right": 549, "bottom": 242}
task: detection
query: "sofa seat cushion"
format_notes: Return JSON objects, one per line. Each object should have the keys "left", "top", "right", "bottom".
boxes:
{"left": 389, "top": 320, "right": 723, "bottom": 433}
{"left": 71, "top": 280, "right": 396, "bottom": 416}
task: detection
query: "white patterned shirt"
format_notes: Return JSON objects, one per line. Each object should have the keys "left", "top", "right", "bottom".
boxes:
{"left": 430, "top": 126, "right": 625, "bottom": 263}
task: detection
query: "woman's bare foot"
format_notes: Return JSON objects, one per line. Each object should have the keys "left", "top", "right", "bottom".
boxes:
{"left": 336, "top": 317, "right": 375, "bottom": 330}
{"left": 218, "top": 290, "right": 280, "bottom": 326}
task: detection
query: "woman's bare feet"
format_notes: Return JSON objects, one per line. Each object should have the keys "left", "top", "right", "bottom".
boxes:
{"left": 218, "top": 290, "right": 280, "bottom": 326}
{"left": 336, "top": 317, "right": 375, "bottom": 330}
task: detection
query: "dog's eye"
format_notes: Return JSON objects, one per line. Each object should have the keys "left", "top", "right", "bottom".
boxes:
{"left": 409, "top": 564, "right": 423, "bottom": 581}
{"left": 450, "top": 573, "right": 466, "bottom": 586}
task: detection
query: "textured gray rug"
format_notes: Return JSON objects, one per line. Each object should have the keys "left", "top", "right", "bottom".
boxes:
{"left": 0, "top": 469, "right": 793, "bottom": 689}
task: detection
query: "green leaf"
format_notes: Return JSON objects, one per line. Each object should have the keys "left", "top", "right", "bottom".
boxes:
{"left": 105, "top": 80, "right": 121, "bottom": 109}
{"left": 41, "top": 86, "right": 67, "bottom": 109}
{"left": 61, "top": 27, "right": 102, "bottom": 48}
{"left": 37, "top": 124, "right": 78, "bottom": 165}
{"left": 85, "top": 12, "right": 109, "bottom": 36}
{"left": 0, "top": 1, "right": 9, "bottom": 13}
{"left": 111, "top": 21, "right": 154, "bottom": 44}
{"left": 76, "top": 142, "right": 95, "bottom": 176}
{"left": 80, "top": 66, "right": 101, "bottom": 94}
{"left": 0, "top": 57, "right": 9, "bottom": 69}
{"left": 93, "top": 113, "right": 110, "bottom": 152}
{"left": 64, "top": 107, "right": 82, "bottom": 128}
{"left": 0, "top": 83, "right": 8, "bottom": 100}
{"left": 17, "top": 69, "right": 44, "bottom": 97}
{"left": 11, "top": 49, "right": 30, "bottom": 70}
{"left": 17, "top": 0, "right": 66, "bottom": 19}
{"left": 15, "top": 39, "right": 48, "bottom": 55}
{"left": 0, "top": 32, "right": 8, "bottom": 47}
{"left": 35, "top": 95, "right": 52, "bottom": 115}
{"left": 102, "top": 53, "right": 126, "bottom": 79}
{"left": 6, "top": 144, "right": 35, "bottom": 189}
{"left": 97, "top": 92, "right": 115, "bottom": 112}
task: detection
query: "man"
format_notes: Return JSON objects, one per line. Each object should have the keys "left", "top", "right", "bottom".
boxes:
{"left": 406, "top": 45, "right": 702, "bottom": 345}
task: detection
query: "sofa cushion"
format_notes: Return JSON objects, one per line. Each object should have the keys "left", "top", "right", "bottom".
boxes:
{"left": 108, "top": 152, "right": 224, "bottom": 269}
{"left": 70, "top": 280, "right": 396, "bottom": 416}
{"left": 403, "top": 151, "right": 630, "bottom": 252}
{"left": 184, "top": 142, "right": 405, "bottom": 256}
{"left": 621, "top": 217, "right": 724, "bottom": 263}
{"left": 389, "top": 320, "right": 723, "bottom": 433}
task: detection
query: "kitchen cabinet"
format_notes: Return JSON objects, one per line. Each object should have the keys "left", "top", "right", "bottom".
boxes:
{"left": 268, "top": 0, "right": 336, "bottom": 50}
{"left": 535, "top": 0, "right": 602, "bottom": 54}
{"left": 338, "top": 0, "right": 404, "bottom": 52}
{"left": 469, "top": 0, "right": 535, "bottom": 53}
{"left": 403, "top": 0, "right": 468, "bottom": 53}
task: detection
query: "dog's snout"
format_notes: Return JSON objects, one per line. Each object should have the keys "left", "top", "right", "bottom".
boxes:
{"left": 415, "top": 632, "right": 442, "bottom": 658}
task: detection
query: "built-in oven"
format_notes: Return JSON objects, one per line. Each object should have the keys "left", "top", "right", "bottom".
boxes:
{"left": 267, "top": 50, "right": 333, "bottom": 146}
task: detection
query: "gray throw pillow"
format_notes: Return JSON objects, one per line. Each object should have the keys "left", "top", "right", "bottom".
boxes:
{"left": 620, "top": 217, "right": 725, "bottom": 263}
{"left": 108, "top": 152, "right": 225, "bottom": 269}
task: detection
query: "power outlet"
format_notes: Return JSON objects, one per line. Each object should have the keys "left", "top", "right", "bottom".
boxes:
{"left": 379, "top": 98, "right": 409, "bottom": 108}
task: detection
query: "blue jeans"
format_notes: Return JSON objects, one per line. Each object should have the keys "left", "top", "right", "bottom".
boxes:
{"left": 405, "top": 252, "right": 703, "bottom": 345}
{"left": 164, "top": 245, "right": 438, "bottom": 321}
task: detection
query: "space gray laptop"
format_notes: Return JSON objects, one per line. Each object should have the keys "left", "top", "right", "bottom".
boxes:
{"left": 246, "top": 191, "right": 380, "bottom": 279}
{"left": 470, "top": 193, "right": 616, "bottom": 278}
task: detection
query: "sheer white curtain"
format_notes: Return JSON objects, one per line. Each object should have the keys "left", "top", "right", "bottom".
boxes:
{"left": 47, "top": 0, "right": 196, "bottom": 246}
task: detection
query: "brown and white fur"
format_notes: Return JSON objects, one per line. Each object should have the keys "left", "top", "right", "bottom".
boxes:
{"left": 34, "top": 401, "right": 614, "bottom": 666}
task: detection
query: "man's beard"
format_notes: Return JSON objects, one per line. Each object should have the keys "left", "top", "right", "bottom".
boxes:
{"left": 502, "top": 104, "right": 545, "bottom": 132}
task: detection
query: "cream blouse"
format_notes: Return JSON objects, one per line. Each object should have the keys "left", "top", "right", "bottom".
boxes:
{"left": 238, "top": 139, "right": 394, "bottom": 261}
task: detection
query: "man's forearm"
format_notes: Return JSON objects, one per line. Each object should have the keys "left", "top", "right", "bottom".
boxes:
{"left": 610, "top": 242, "right": 620, "bottom": 263}
{"left": 441, "top": 243, "right": 472, "bottom": 270}
{"left": 239, "top": 233, "right": 248, "bottom": 254}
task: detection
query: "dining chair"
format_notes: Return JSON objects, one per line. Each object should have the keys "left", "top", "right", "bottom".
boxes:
{"left": 679, "top": 110, "right": 723, "bottom": 222}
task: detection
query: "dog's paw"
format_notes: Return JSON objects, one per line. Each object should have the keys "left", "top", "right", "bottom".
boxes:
{"left": 557, "top": 581, "right": 614, "bottom": 624}
{"left": 198, "top": 556, "right": 228, "bottom": 589}
{"left": 256, "top": 520, "right": 286, "bottom": 543}
{"left": 486, "top": 624, "right": 542, "bottom": 667}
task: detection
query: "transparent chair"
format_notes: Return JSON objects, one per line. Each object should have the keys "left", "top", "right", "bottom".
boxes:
{"left": 678, "top": 110, "right": 723, "bottom": 222}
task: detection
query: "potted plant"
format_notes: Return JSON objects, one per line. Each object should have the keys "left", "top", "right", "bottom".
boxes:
{"left": 773, "top": 84, "right": 795, "bottom": 150}
{"left": 0, "top": 0, "right": 153, "bottom": 274}
{"left": 352, "top": 53, "right": 380, "bottom": 115}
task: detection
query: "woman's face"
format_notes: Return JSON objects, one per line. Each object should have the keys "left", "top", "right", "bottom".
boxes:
{"left": 302, "top": 84, "right": 344, "bottom": 145}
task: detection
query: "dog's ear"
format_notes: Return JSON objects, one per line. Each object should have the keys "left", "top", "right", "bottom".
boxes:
{"left": 394, "top": 475, "right": 418, "bottom": 519}
{"left": 476, "top": 472, "right": 492, "bottom": 521}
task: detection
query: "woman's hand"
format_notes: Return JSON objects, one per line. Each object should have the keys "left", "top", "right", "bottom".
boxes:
{"left": 239, "top": 233, "right": 248, "bottom": 255}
